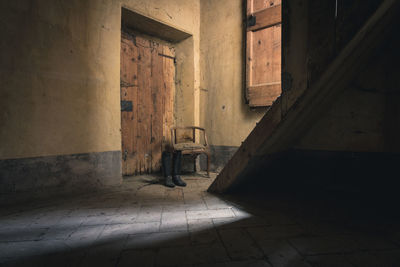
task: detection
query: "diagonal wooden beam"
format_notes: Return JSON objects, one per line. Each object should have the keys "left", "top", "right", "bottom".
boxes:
{"left": 208, "top": 0, "right": 399, "bottom": 193}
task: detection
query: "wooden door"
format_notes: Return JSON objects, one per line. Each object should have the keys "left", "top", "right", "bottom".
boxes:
{"left": 246, "top": 0, "right": 282, "bottom": 107}
{"left": 120, "top": 32, "right": 175, "bottom": 175}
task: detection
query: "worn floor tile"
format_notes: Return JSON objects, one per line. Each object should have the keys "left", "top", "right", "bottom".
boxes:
{"left": 218, "top": 228, "right": 264, "bottom": 260}
{"left": 2, "top": 173, "right": 400, "bottom": 267}
{"left": 290, "top": 235, "right": 359, "bottom": 255}
{"left": 66, "top": 225, "right": 105, "bottom": 247}
{"left": 125, "top": 231, "right": 191, "bottom": 249}
{"left": 188, "top": 219, "right": 219, "bottom": 245}
{"left": 79, "top": 240, "right": 126, "bottom": 267}
{"left": 160, "top": 210, "right": 188, "bottom": 232}
{"left": 257, "top": 239, "right": 311, "bottom": 267}
{"left": 0, "top": 227, "right": 47, "bottom": 242}
{"left": 99, "top": 222, "right": 160, "bottom": 241}
{"left": 190, "top": 260, "right": 272, "bottom": 267}
{"left": 156, "top": 242, "right": 229, "bottom": 266}
{"left": 186, "top": 208, "right": 235, "bottom": 220}
{"left": 247, "top": 224, "right": 306, "bottom": 241}
{"left": 135, "top": 205, "right": 163, "bottom": 223}
{"left": 306, "top": 254, "right": 353, "bottom": 267}
{"left": 41, "top": 226, "right": 78, "bottom": 240}
{"left": 117, "top": 249, "right": 156, "bottom": 267}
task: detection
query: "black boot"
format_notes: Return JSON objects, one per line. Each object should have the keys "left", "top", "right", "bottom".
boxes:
{"left": 172, "top": 151, "right": 186, "bottom": 187}
{"left": 162, "top": 152, "right": 175, "bottom": 188}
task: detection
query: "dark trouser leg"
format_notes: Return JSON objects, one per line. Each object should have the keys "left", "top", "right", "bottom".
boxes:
{"left": 172, "top": 151, "right": 186, "bottom": 187}
{"left": 162, "top": 151, "right": 174, "bottom": 188}
{"left": 172, "top": 151, "right": 181, "bottom": 176}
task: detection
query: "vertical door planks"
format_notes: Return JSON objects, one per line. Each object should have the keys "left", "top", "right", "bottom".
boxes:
{"left": 121, "top": 33, "right": 175, "bottom": 175}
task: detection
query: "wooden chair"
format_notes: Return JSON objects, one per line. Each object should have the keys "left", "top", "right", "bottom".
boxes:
{"left": 171, "top": 126, "right": 210, "bottom": 177}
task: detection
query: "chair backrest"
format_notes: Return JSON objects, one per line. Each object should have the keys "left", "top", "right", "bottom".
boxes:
{"left": 171, "top": 126, "right": 208, "bottom": 147}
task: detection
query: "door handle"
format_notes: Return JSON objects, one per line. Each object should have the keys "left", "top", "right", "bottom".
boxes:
{"left": 123, "top": 150, "right": 128, "bottom": 161}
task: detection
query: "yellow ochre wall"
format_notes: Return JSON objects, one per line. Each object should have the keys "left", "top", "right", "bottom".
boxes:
{"left": 0, "top": 0, "right": 201, "bottom": 160}
{"left": 0, "top": 0, "right": 262, "bottom": 160}
{"left": 200, "top": 0, "right": 265, "bottom": 147}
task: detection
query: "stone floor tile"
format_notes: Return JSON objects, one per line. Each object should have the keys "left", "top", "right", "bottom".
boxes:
{"left": 156, "top": 242, "right": 229, "bottom": 266}
{"left": 136, "top": 186, "right": 166, "bottom": 200}
{"left": 56, "top": 215, "right": 86, "bottom": 228}
{"left": 124, "top": 231, "right": 191, "bottom": 249}
{"left": 190, "top": 228, "right": 220, "bottom": 245}
{"left": 306, "top": 254, "right": 353, "bottom": 267}
{"left": 107, "top": 213, "right": 138, "bottom": 225}
{"left": 247, "top": 224, "right": 306, "bottom": 241}
{"left": 218, "top": 228, "right": 264, "bottom": 260}
{"left": 290, "top": 235, "right": 359, "bottom": 255}
{"left": 297, "top": 219, "right": 350, "bottom": 236}
{"left": 0, "top": 240, "right": 72, "bottom": 262}
{"left": 213, "top": 216, "right": 270, "bottom": 229}
{"left": 0, "top": 215, "right": 33, "bottom": 228}
{"left": 260, "top": 210, "right": 296, "bottom": 225}
{"left": 162, "top": 202, "right": 208, "bottom": 212}
{"left": 345, "top": 252, "right": 382, "bottom": 267}
{"left": 30, "top": 210, "right": 70, "bottom": 228}
{"left": 66, "top": 225, "right": 105, "bottom": 247}
{"left": 183, "top": 192, "right": 206, "bottom": 205}
{"left": 117, "top": 205, "right": 141, "bottom": 214}
{"left": 41, "top": 226, "right": 78, "bottom": 240}
{"left": 81, "top": 215, "right": 114, "bottom": 226}
{"left": 372, "top": 250, "right": 400, "bottom": 267}
{"left": 202, "top": 193, "right": 232, "bottom": 209}
{"left": 212, "top": 216, "right": 244, "bottom": 228}
{"left": 190, "top": 260, "right": 272, "bottom": 267}
{"left": 79, "top": 240, "right": 126, "bottom": 267}
{"left": 188, "top": 218, "right": 219, "bottom": 245}
{"left": 165, "top": 188, "right": 184, "bottom": 202}
{"left": 188, "top": 219, "right": 214, "bottom": 232}
{"left": 117, "top": 249, "right": 156, "bottom": 267}
{"left": 160, "top": 210, "right": 188, "bottom": 232}
{"left": 69, "top": 208, "right": 118, "bottom": 217}
{"left": 225, "top": 260, "right": 272, "bottom": 267}
{"left": 2, "top": 174, "right": 400, "bottom": 267}
{"left": 99, "top": 222, "right": 160, "bottom": 241}
{"left": 345, "top": 250, "right": 400, "bottom": 267}
{"left": 186, "top": 208, "right": 235, "bottom": 220}
{"left": 231, "top": 207, "right": 253, "bottom": 218}
{"left": 352, "top": 234, "right": 398, "bottom": 250}
{"left": 0, "top": 227, "right": 47, "bottom": 242}
{"left": 257, "top": 239, "right": 311, "bottom": 267}
{"left": 135, "top": 205, "right": 163, "bottom": 223}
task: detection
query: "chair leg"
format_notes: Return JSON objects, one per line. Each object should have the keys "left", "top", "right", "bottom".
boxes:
{"left": 206, "top": 153, "right": 210, "bottom": 177}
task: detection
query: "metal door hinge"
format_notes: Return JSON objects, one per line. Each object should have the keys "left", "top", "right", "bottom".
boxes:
{"left": 121, "top": 100, "right": 133, "bottom": 112}
{"left": 123, "top": 150, "right": 128, "bottom": 161}
{"left": 247, "top": 15, "right": 256, "bottom": 27}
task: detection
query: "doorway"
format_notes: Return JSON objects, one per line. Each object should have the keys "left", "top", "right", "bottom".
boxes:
{"left": 120, "top": 31, "right": 175, "bottom": 175}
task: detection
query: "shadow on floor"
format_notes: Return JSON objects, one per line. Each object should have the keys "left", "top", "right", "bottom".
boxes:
{"left": 1, "top": 172, "right": 400, "bottom": 267}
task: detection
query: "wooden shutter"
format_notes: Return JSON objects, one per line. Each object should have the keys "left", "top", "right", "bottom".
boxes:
{"left": 246, "top": 0, "right": 282, "bottom": 107}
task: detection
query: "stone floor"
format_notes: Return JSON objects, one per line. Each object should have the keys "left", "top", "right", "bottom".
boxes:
{"left": 1, "top": 173, "right": 400, "bottom": 267}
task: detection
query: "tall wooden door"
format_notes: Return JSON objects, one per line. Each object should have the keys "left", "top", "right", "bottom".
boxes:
{"left": 120, "top": 32, "right": 175, "bottom": 175}
{"left": 246, "top": 0, "right": 282, "bottom": 107}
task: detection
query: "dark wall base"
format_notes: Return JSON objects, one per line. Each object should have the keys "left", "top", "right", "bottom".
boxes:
{"left": 199, "top": 145, "right": 239, "bottom": 172}
{"left": 234, "top": 149, "right": 400, "bottom": 197}
{"left": 178, "top": 145, "right": 238, "bottom": 174}
{"left": 0, "top": 151, "right": 122, "bottom": 194}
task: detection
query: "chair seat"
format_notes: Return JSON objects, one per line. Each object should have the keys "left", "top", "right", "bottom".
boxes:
{"left": 173, "top": 142, "right": 206, "bottom": 151}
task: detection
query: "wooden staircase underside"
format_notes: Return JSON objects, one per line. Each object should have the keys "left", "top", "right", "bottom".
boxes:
{"left": 208, "top": 0, "right": 399, "bottom": 193}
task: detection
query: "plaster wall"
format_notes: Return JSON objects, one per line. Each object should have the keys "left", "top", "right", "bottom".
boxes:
{"left": 200, "top": 0, "right": 265, "bottom": 147}
{"left": 0, "top": 0, "right": 200, "bottom": 161}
